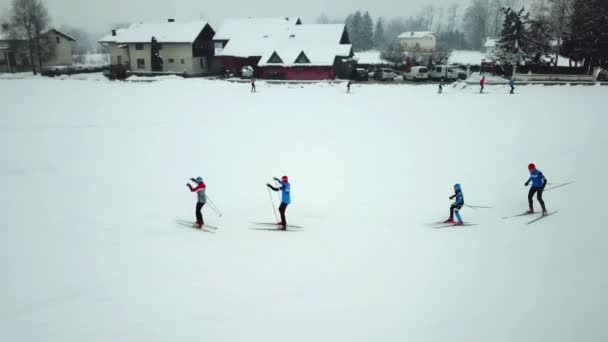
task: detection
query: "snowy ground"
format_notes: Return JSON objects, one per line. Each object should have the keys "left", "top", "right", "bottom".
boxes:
{"left": 1, "top": 77, "right": 607, "bottom": 342}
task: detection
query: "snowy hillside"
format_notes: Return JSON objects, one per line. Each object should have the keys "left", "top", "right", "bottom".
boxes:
{"left": 1, "top": 77, "right": 607, "bottom": 342}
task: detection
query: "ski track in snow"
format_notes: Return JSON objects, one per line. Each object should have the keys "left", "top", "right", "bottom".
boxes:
{"left": 1, "top": 76, "right": 607, "bottom": 342}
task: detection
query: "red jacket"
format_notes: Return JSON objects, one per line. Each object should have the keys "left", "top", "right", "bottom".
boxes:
{"left": 480, "top": 78, "right": 486, "bottom": 85}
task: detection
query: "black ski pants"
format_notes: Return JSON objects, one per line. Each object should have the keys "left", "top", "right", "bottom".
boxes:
{"left": 279, "top": 202, "right": 288, "bottom": 226}
{"left": 528, "top": 188, "right": 546, "bottom": 212}
{"left": 196, "top": 202, "right": 205, "bottom": 224}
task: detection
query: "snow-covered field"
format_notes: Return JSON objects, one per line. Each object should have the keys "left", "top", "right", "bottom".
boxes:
{"left": 1, "top": 77, "right": 607, "bottom": 342}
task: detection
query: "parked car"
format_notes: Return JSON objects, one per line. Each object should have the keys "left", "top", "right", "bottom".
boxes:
{"left": 430, "top": 65, "right": 460, "bottom": 80}
{"left": 374, "top": 68, "right": 397, "bottom": 81}
{"left": 597, "top": 68, "right": 608, "bottom": 81}
{"left": 241, "top": 65, "right": 254, "bottom": 78}
{"left": 354, "top": 68, "right": 369, "bottom": 81}
{"left": 404, "top": 66, "right": 430, "bottom": 81}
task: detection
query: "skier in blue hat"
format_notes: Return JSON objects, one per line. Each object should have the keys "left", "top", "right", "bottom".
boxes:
{"left": 444, "top": 183, "right": 465, "bottom": 226}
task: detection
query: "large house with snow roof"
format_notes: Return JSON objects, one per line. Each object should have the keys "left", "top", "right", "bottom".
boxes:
{"left": 214, "top": 17, "right": 354, "bottom": 80}
{"left": 397, "top": 31, "right": 436, "bottom": 52}
{"left": 99, "top": 19, "right": 215, "bottom": 76}
{"left": 0, "top": 24, "right": 75, "bottom": 73}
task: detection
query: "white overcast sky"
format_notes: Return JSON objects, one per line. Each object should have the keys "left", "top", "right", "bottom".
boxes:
{"left": 0, "top": 0, "right": 463, "bottom": 35}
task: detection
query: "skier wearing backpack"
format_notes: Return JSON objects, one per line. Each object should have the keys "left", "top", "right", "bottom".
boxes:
{"left": 187, "top": 177, "right": 206, "bottom": 229}
{"left": 444, "top": 183, "right": 465, "bottom": 226}
{"left": 525, "top": 163, "right": 548, "bottom": 215}
{"left": 266, "top": 175, "right": 291, "bottom": 230}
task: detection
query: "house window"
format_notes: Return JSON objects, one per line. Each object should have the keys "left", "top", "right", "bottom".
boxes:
{"left": 267, "top": 51, "right": 283, "bottom": 64}
{"left": 181, "top": 59, "right": 185, "bottom": 64}
{"left": 137, "top": 59, "right": 145, "bottom": 68}
{"left": 135, "top": 43, "right": 144, "bottom": 50}
{"left": 168, "top": 58, "right": 175, "bottom": 63}
{"left": 56, "top": 36, "right": 60, "bottom": 44}
{"left": 294, "top": 51, "right": 310, "bottom": 64}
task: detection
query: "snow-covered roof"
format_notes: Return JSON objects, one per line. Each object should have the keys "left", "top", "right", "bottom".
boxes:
{"left": 484, "top": 38, "right": 497, "bottom": 48}
{"left": 397, "top": 31, "right": 435, "bottom": 39}
{"left": 99, "top": 20, "right": 209, "bottom": 44}
{"left": 47, "top": 29, "right": 76, "bottom": 41}
{"left": 0, "top": 28, "right": 75, "bottom": 41}
{"left": 214, "top": 17, "right": 301, "bottom": 41}
{"left": 354, "top": 50, "right": 386, "bottom": 64}
{"left": 448, "top": 50, "right": 491, "bottom": 65}
{"left": 220, "top": 23, "right": 352, "bottom": 67}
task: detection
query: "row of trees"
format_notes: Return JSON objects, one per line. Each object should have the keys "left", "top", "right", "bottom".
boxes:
{"left": 496, "top": 0, "right": 608, "bottom": 70}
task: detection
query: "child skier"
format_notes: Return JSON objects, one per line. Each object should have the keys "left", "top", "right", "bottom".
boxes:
{"left": 187, "top": 177, "right": 206, "bottom": 228}
{"left": 438, "top": 77, "right": 445, "bottom": 94}
{"left": 266, "top": 175, "right": 291, "bottom": 230}
{"left": 525, "top": 163, "right": 548, "bottom": 215}
{"left": 251, "top": 77, "right": 256, "bottom": 92}
{"left": 444, "top": 183, "right": 465, "bottom": 226}
{"left": 480, "top": 76, "right": 486, "bottom": 93}
{"left": 509, "top": 77, "right": 515, "bottom": 94}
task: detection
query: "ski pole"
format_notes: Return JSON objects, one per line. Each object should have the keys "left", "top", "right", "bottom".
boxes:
{"left": 206, "top": 196, "right": 223, "bottom": 217}
{"left": 544, "top": 181, "right": 574, "bottom": 192}
{"left": 465, "top": 204, "right": 493, "bottom": 209}
{"left": 267, "top": 186, "right": 279, "bottom": 223}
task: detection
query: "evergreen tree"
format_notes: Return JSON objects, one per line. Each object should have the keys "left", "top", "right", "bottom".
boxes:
{"left": 562, "top": 0, "right": 608, "bottom": 69}
{"left": 361, "top": 11, "right": 374, "bottom": 51}
{"left": 373, "top": 18, "right": 387, "bottom": 49}
{"left": 351, "top": 11, "right": 363, "bottom": 51}
{"left": 497, "top": 7, "right": 526, "bottom": 65}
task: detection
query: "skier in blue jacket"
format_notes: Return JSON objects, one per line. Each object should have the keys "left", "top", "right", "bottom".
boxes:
{"left": 267, "top": 175, "right": 291, "bottom": 230}
{"left": 444, "top": 183, "right": 465, "bottom": 225}
{"left": 525, "top": 163, "right": 548, "bottom": 215}
{"left": 509, "top": 77, "right": 515, "bottom": 94}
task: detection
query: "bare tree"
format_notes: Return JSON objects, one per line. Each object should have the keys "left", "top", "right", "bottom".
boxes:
{"left": 547, "top": 0, "right": 574, "bottom": 65}
{"left": 8, "top": 0, "right": 49, "bottom": 74}
{"left": 446, "top": 4, "right": 459, "bottom": 32}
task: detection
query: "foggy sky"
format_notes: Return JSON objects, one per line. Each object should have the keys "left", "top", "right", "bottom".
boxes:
{"left": 0, "top": 0, "right": 460, "bottom": 36}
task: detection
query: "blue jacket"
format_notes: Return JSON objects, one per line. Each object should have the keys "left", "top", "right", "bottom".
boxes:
{"left": 276, "top": 180, "right": 291, "bottom": 204}
{"left": 528, "top": 169, "right": 547, "bottom": 189}
{"left": 454, "top": 190, "right": 464, "bottom": 206}
{"left": 509, "top": 79, "right": 515, "bottom": 86}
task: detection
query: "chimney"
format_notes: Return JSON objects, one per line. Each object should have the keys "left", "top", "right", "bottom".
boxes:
{"left": 168, "top": 19, "right": 175, "bottom": 23}
{"left": 112, "top": 29, "right": 117, "bottom": 36}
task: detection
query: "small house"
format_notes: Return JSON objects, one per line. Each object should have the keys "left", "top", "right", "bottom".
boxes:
{"left": 397, "top": 31, "right": 436, "bottom": 52}
{"left": 0, "top": 25, "right": 75, "bottom": 73}
{"left": 99, "top": 19, "right": 215, "bottom": 77}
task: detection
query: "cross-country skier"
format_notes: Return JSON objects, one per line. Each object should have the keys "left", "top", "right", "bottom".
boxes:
{"left": 187, "top": 177, "right": 206, "bottom": 228}
{"left": 525, "top": 163, "right": 548, "bottom": 215}
{"left": 509, "top": 77, "right": 515, "bottom": 94}
{"left": 266, "top": 175, "right": 291, "bottom": 230}
{"left": 438, "top": 77, "right": 445, "bottom": 94}
{"left": 444, "top": 183, "right": 465, "bottom": 226}
{"left": 347, "top": 80, "right": 352, "bottom": 93}
{"left": 251, "top": 77, "right": 256, "bottom": 92}
{"left": 480, "top": 76, "right": 486, "bottom": 93}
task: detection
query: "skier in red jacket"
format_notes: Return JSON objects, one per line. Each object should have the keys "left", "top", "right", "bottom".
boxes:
{"left": 480, "top": 76, "right": 486, "bottom": 93}
{"left": 187, "top": 177, "right": 206, "bottom": 228}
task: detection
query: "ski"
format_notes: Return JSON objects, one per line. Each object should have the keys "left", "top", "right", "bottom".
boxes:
{"left": 250, "top": 222, "right": 303, "bottom": 229}
{"left": 526, "top": 211, "right": 558, "bottom": 225}
{"left": 174, "top": 220, "right": 218, "bottom": 232}
{"left": 502, "top": 212, "right": 534, "bottom": 219}
{"left": 249, "top": 227, "right": 298, "bottom": 232}
{"left": 433, "top": 223, "right": 479, "bottom": 229}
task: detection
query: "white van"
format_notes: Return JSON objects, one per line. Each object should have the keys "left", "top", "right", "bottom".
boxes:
{"left": 430, "top": 65, "right": 459, "bottom": 80}
{"left": 404, "top": 66, "right": 429, "bottom": 81}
